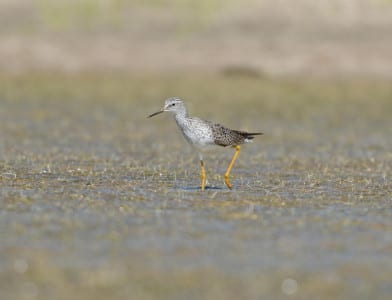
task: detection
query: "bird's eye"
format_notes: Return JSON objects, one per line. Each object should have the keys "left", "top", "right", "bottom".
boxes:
{"left": 171, "top": 103, "right": 176, "bottom": 106}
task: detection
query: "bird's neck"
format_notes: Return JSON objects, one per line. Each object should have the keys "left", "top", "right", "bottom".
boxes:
{"left": 174, "top": 110, "right": 188, "bottom": 122}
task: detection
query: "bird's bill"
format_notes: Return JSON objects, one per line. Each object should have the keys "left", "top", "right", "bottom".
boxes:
{"left": 147, "top": 110, "right": 164, "bottom": 118}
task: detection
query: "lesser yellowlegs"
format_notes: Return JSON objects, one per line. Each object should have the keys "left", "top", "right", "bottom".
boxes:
{"left": 148, "top": 97, "right": 263, "bottom": 191}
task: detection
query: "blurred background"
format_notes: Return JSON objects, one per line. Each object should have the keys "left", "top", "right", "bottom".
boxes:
{"left": 1, "top": 1, "right": 392, "bottom": 300}
{"left": 1, "top": 0, "right": 392, "bottom": 76}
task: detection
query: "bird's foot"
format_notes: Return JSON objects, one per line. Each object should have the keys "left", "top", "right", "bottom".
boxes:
{"left": 224, "top": 176, "right": 233, "bottom": 189}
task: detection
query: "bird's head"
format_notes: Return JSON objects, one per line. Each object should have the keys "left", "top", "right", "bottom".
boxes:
{"left": 148, "top": 97, "right": 187, "bottom": 118}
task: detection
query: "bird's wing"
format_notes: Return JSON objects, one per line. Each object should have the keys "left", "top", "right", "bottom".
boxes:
{"left": 211, "top": 123, "right": 245, "bottom": 147}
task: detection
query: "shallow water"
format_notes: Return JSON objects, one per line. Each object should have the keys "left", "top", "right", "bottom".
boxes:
{"left": 0, "top": 74, "right": 391, "bottom": 300}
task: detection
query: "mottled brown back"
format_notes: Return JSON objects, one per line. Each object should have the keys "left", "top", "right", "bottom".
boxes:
{"left": 211, "top": 123, "right": 262, "bottom": 147}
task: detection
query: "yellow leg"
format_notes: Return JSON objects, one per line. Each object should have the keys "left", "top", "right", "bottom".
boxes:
{"left": 200, "top": 160, "right": 206, "bottom": 191}
{"left": 224, "top": 145, "right": 241, "bottom": 189}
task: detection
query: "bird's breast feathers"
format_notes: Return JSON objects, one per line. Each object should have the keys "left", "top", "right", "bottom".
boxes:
{"left": 175, "top": 117, "right": 214, "bottom": 146}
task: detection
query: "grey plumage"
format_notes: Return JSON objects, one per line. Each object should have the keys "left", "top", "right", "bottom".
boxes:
{"left": 148, "top": 97, "right": 262, "bottom": 190}
{"left": 148, "top": 96, "right": 262, "bottom": 148}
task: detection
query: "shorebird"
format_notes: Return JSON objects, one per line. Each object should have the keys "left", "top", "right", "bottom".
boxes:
{"left": 148, "top": 97, "right": 262, "bottom": 191}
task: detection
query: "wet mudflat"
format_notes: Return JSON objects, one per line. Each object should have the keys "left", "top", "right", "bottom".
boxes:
{"left": 0, "top": 73, "right": 391, "bottom": 300}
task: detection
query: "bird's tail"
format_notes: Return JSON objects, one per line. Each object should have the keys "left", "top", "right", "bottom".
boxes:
{"left": 235, "top": 131, "right": 263, "bottom": 142}
{"left": 242, "top": 131, "right": 263, "bottom": 139}
{"left": 246, "top": 132, "right": 263, "bottom": 137}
